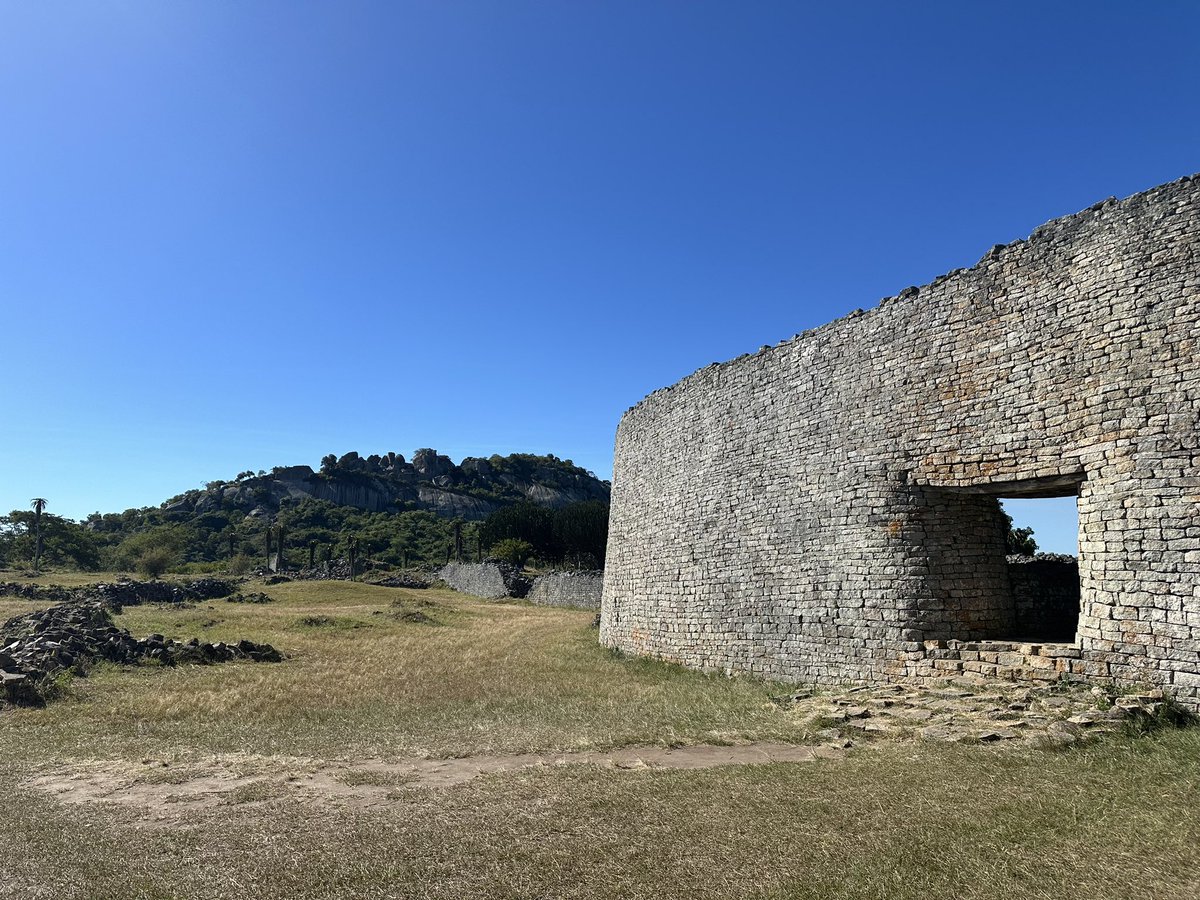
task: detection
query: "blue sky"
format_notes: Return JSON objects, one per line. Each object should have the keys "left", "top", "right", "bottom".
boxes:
{"left": 3, "top": 2, "right": 1197, "bottom": 552}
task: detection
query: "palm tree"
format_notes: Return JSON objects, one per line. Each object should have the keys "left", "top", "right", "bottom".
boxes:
{"left": 30, "top": 498, "right": 47, "bottom": 571}
{"left": 348, "top": 537, "right": 359, "bottom": 581}
{"left": 276, "top": 523, "right": 287, "bottom": 572}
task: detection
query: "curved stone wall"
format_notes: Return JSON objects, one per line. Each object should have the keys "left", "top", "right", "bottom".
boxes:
{"left": 601, "top": 176, "right": 1200, "bottom": 701}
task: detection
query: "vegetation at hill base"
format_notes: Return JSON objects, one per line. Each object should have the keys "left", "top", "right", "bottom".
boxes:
{"left": 0, "top": 451, "right": 611, "bottom": 575}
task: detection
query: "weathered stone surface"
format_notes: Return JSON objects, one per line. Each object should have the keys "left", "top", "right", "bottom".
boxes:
{"left": 439, "top": 562, "right": 531, "bottom": 600}
{"left": 526, "top": 571, "right": 604, "bottom": 609}
{"left": 780, "top": 680, "right": 1156, "bottom": 746}
{"left": 601, "top": 175, "right": 1200, "bottom": 705}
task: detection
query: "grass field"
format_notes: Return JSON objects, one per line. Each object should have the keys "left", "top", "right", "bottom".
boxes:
{"left": 2, "top": 573, "right": 1198, "bottom": 899}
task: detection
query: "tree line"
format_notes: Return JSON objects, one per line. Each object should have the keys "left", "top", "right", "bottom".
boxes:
{"left": 0, "top": 497, "right": 610, "bottom": 576}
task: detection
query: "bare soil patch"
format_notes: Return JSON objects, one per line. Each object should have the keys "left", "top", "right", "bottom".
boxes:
{"left": 29, "top": 740, "right": 845, "bottom": 821}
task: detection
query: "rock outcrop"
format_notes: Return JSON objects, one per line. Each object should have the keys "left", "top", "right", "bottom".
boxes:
{"left": 144, "top": 450, "right": 609, "bottom": 523}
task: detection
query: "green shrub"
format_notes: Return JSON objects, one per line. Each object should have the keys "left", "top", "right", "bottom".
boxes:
{"left": 490, "top": 538, "right": 534, "bottom": 567}
{"left": 136, "top": 548, "right": 175, "bottom": 579}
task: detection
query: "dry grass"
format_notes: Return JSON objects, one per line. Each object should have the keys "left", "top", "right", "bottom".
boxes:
{"left": 3, "top": 578, "right": 812, "bottom": 762}
{"left": 0, "top": 568, "right": 133, "bottom": 588}
{"left": 1, "top": 573, "right": 1198, "bottom": 899}
{"left": 1, "top": 733, "right": 1198, "bottom": 899}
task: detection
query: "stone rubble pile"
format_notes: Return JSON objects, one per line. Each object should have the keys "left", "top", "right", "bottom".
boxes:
{"left": 0, "top": 582, "right": 76, "bottom": 602}
{"left": 262, "top": 561, "right": 352, "bottom": 581}
{"left": 0, "top": 578, "right": 239, "bottom": 607}
{"left": 1, "top": 592, "right": 281, "bottom": 708}
{"left": 224, "top": 591, "right": 275, "bottom": 604}
{"left": 88, "top": 577, "right": 239, "bottom": 606}
{"left": 778, "top": 679, "right": 1184, "bottom": 747}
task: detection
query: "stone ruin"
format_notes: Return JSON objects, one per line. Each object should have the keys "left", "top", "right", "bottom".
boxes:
{"left": 601, "top": 175, "right": 1200, "bottom": 705}
{"left": 1, "top": 579, "right": 282, "bottom": 708}
{"left": 439, "top": 562, "right": 603, "bottom": 609}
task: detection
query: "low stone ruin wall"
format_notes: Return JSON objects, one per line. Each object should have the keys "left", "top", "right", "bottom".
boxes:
{"left": 1006, "top": 554, "right": 1080, "bottom": 642}
{"left": 527, "top": 571, "right": 604, "bottom": 609}
{"left": 0, "top": 578, "right": 238, "bottom": 607}
{"left": 438, "top": 563, "right": 601, "bottom": 606}
{"left": 1, "top": 590, "right": 281, "bottom": 708}
{"left": 438, "top": 562, "right": 530, "bottom": 600}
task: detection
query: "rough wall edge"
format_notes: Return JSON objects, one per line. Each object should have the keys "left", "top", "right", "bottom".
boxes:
{"left": 617, "top": 172, "right": 1200, "bottom": 428}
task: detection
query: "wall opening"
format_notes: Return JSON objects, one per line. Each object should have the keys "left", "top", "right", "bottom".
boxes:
{"left": 999, "top": 495, "right": 1081, "bottom": 642}
{"left": 920, "top": 474, "right": 1083, "bottom": 646}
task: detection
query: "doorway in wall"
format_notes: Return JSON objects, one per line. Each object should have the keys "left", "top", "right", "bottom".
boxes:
{"left": 998, "top": 494, "right": 1081, "bottom": 642}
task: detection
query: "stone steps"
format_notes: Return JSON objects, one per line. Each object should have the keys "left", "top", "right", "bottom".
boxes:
{"left": 921, "top": 639, "right": 1086, "bottom": 683}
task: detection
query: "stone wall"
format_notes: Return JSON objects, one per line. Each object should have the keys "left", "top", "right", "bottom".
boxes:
{"left": 1007, "top": 554, "right": 1081, "bottom": 642}
{"left": 602, "top": 175, "right": 1200, "bottom": 703}
{"left": 527, "top": 571, "right": 604, "bottom": 609}
{"left": 438, "top": 562, "right": 530, "bottom": 600}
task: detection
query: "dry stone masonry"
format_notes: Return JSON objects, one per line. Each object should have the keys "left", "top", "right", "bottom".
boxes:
{"left": 602, "top": 176, "right": 1200, "bottom": 704}
{"left": 1006, "top": 554, "right": 1080, "bottom": 641}
{"left": 439, "top": 562, "right": 602, "bottom": 608}
{"left": 438, "top": 562, "right": 531, "bottom": 600}
{"left": 526, "top": 571, "right": 604, "bottom": 609}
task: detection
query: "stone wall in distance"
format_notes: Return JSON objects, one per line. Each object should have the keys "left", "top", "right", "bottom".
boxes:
{"left": 527, "top": 572, "right": 603, "bottom": 609}
{"left": 438, "top": 563, "right": 514, "bottom": 600}
{"left": 1007, "top": 554, "right": 1081, "bottom": 642}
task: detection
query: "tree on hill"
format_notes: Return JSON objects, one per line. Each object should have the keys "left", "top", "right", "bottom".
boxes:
{"left": 1000, "top": 507, "right": 1038, "bottom": 556}
{"left": 490, "top": 538, "right": 534, "bottom": 567}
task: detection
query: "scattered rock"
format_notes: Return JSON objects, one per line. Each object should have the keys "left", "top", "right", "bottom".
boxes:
{"left": 369, "top": 570, "right": 437, "bottom": 589}
{"left": 0, "top": 589, "right": 282, "bottom": 709}
{"left": 777, "top": 679, "right": 1161, "bottom": 748}
{"left": 226, "top": 592, "right": 274, "bottom": 604}
{"left": 920, "top": 725, "right": 969, "bottom": 743}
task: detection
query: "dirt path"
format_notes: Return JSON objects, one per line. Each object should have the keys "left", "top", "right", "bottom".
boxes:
{"left": 29, "top": 680, "right": 1147, "bottom": 823}
{"left": 28, "top": 741, "right": 845, "bottom": 820}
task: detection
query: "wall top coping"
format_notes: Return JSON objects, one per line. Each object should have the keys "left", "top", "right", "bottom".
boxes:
{"left": 620, "top": 172, "right": 1199, "bottom": 423}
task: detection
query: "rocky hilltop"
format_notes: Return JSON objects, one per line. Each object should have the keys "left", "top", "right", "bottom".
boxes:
{"left": 162, "top": 449, "right": 610, "bottom": 522}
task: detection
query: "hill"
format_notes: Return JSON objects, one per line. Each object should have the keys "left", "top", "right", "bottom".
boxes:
{"left": 1, "top": 450, "right": 610, "bottom": 574}
{"left": 160, "top": 449, "right": 609, "bottom": 522}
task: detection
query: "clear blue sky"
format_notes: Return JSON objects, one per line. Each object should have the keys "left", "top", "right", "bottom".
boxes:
{"left": 3, "top": 2, "right": 1197, "bottom": 553}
